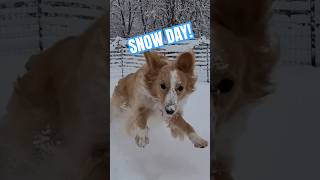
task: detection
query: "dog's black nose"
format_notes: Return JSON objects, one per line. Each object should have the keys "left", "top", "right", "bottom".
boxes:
{"left": 165, "top": 109, "right": 175, "bottom": 115}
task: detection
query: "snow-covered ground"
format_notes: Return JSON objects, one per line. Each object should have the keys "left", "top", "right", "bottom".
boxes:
{"left": 110, "top": 79, "right": 210, "bottom": 180}
{"left": 1, "top": 61, "right": 320, "bottom": 180}
{"left": 233, "top": 64, "right": 320, "bottom": 180}
{"left": 109, "top": 64, "right": 320, "bottom": 180}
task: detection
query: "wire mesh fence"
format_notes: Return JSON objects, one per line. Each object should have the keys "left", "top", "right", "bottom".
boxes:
{"left": 110, "top": 37, "right": 210, "bottom": 83}
{"left": 0, "top": 0, "right": 319, "bottom": 66}
{"left": 0, "top": 0, "right": 105, "bottom": 57}
{"left": 271, "top": 0, "right": 320, "bottom": 66}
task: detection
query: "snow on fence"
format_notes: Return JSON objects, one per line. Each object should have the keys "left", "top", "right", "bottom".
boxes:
{"left": 271, "top": 0, "right": 320, "bottom": 66}
{"left": 1, "top": 1, "right": 319, "bottom": 68}
{"left": 0, "top": 0, "right": 105, "bottom": 56}
{"left": 110, "top": 37, "right": 210, "bottom": 83}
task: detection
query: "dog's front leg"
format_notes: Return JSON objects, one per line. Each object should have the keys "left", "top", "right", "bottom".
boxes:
{"left": 133, "top": 107, "right": 151, "bottom": 148}
{"left": 213, "top": 117, "right": 246, "bottom": 180}
{"left": 170, "top": 113, "right": 208, "bottom": 148}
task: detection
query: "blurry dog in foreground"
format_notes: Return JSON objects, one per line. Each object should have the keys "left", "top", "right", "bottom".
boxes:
{"left": 111, "top": 51, "right": 208, "bottom": 148}
{"left": 213, "top": 0, "right": 278, "bottom": 179}
{"left": 0, "top": 16, "right": 107, "bottom": 179}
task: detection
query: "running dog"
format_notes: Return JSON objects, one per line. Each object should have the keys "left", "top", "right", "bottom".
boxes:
{"left": 213, "top": 0, "right": 278, "bottom": 179}
{"left": 0, "top": 15, "right": 108, "bottom": 180}
{"left": 111, "top": 51, "right": 208, "bottom": 148}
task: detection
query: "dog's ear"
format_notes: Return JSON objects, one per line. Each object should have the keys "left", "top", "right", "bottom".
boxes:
{"left": 144, "top": 51, "right": 167, "bottom": 70}
{"left": 175, "top": 51, "right": 195, "bottom": 73}
{"left": 214, "top": 0, "right": 272, "bottom": 36}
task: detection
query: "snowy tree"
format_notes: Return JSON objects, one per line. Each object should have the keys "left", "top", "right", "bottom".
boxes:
{"left": 110, "top": 0, "right": 210, "bottom": 38}
{"left": 110, "top": 0, "right": 139, "bottom": 37}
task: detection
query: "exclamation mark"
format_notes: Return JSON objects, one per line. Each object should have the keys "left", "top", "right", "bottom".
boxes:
{"left": 186, "top": 23, "right": 194, "bottom": 39}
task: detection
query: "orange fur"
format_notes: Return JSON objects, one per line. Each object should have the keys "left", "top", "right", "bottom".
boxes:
{"left": 0, "top": 15, "right": 107, "bottom": 179}
{"left": 111, "top": 51, "right": 208, "bottom": 148}
{"left": 213, "top": 0, "right": 278, "bottom": 179}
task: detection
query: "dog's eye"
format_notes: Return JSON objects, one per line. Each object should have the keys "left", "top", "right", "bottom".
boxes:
{"left": 216, "top": 78, "right": 234, "bottom": 94}
{"left": 177, "top": 85, "right": 184, "bottom": 91}
{"left": 160, "top": 83, "right": 166, "bottom": 90}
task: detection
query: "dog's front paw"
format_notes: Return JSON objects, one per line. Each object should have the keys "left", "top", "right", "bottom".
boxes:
{"left": 188, "top": 133, "right": 208, "bottom": 148}
{"left": 135, "top": 127, "right": 149, "bottom": 148}
{"left": 193, "top": 138, "right": 208, "bottom": 148}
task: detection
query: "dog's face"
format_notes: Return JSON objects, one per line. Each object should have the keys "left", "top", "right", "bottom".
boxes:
{"left": 213, "top": 25, "right": 246, "bottom": 124}
{"left": 144, "top": 51, "right": 196, "bottom": 116}
{"left": 213, "top": 18, "right": 277, "bottom": 126}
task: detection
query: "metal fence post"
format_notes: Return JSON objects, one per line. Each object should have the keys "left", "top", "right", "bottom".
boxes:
{"left": 37, "top": 0, "right": 43, "bottom": 51}
{"left": 310, "top": 0, "right": 316, "bottom": 67}
{"left": 206, "top": 43, "right": 209, "bottom": 83}
{"left": 121, "top": 46, "right": 124, "bottom": 78}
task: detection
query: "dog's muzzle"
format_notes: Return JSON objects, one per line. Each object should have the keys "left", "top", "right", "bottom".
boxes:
{"left": 165, "top": 104, "right": 176, "bottom": 115}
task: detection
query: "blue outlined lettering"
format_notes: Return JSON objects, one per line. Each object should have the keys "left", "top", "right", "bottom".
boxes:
{"left": 127, "top": 22, "right": 194, "bottom": 54}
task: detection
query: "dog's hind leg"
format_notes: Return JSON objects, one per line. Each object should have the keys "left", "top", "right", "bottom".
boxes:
{"left": 110, "top": 78, "right": 130, "bottom": 121}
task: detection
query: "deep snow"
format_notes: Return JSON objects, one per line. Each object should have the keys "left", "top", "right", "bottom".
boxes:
{"left": 1, "top": 62, "right": 320, "bottom": 180}
{"left": 110, "top": 79, "right": 211, "bottom": 180}
{"left": 233, "top": 64, "right": 320, "bottom": 180}
{"left": 110, "top": 64, "right": 320, "bottom": 180}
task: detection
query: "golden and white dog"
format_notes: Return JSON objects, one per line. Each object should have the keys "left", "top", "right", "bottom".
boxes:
{"left": 111, "top": 51, "right": 208, "bottom": 148}
{"left": 213, "top": 0, "right": 278, "bottom": 179}
{"left": 0, "top": 16, "right": 107, "bottom": 180}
